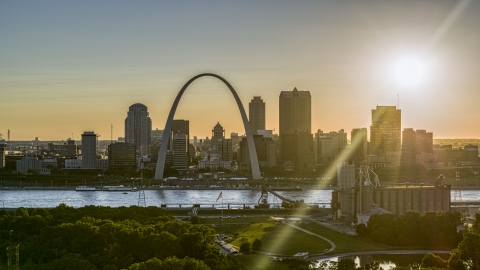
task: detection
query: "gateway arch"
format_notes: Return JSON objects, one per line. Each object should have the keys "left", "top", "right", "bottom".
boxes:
{"left": 154, "top": 73, "right": 261, "bottom": 180}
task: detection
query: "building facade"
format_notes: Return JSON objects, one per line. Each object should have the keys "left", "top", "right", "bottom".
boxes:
{"left": 81, "top": 131, "right": 97, "bottom": 169}
{"left": 125, "top": 103, "right": 152, "bottom": 156}
{"left": 0, "top": 140, "right": 6, "bottom": 168}
{"left": 238, "top": 135, "right": 276, "bottom": 170}
{"left": 172, "top": 133, "right": 188, "bottom": 172}
{"left": 249, "top": 96, "right": 265, "bottom": 135}
{"left": 351, "top": 128, "right": 368, "bottom": 164}
{"left": 108, "top": 142, "right": 136, "bottom": 169}
{"left": 279, "top": 88, "right": 312, "bottom": 166}
{"left": 315, "top": 129, "right": 347, "bottom": 164}
{"left": 370, "top": 106, "right": 401, "bottom": 155}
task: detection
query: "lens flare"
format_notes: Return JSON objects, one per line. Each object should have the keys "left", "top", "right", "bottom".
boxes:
{"left": 389, "top": 55, "right": 430, "bottom": 89}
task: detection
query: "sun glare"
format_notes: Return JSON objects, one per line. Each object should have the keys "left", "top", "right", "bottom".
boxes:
{"left": 389, "top": 55, "right": 430, "bottom": 89}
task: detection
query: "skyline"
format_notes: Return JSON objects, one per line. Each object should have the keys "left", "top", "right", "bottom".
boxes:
{"left": 1, "top": 1, "right": 480, "bottom": 140}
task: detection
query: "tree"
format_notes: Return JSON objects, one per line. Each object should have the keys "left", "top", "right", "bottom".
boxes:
{"left": 239, "top": 242, "right": 251, "bottom": 254}
{"left": 252, "top": 238, "right": 262, "bottom": 251}
{"left": 421, "top": 253, "right": 447, "bottom": 269}
{"left": 191, "top": 216, "right": 200, "bottom": 224}
{"left": 356, "top": 223, "right": 368, "bottom": 237}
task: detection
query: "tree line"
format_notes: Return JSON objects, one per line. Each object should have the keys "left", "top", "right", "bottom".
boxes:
{"left": 0, "top": 205, "right": 239, "bottom": 270}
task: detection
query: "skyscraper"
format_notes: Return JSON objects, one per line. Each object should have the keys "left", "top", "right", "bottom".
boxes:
{"left": 315, "top": 129, "right": 347, "bottom": 164}
{"left": 370, "top": 105, "right": 401, "bottom": 155}
{"left": 81, "top": 131, "right": 97, "bottom": 169}
{"left": 125, "top": 103, "right": 152, "bottom": 156}
{"left": 402, "top": 128, "right": 433, "bottom": 165}
{"left": 351, "top": 128, "right": 368, "bottom": 164}
{"left": 279, "top": 88, "right": 312, "bottom": 166}
{"left": 0, "top": 140, "right": 6, "bottom": 168}
{"left": 249, "top": 96, "right": 265, "bottom": 135}
{"left": 279, "top": 88, "right": 311, "bottom": 135}
{"left": 172, "top": 133, "right": 188, "bottom": 171}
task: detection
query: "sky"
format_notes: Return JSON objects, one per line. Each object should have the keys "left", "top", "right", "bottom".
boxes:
{"left": 1, "top": 0, "right": 480, "bottom": 141}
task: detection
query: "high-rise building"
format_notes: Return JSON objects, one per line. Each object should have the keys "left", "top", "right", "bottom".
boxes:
{"left": 81, "top": 131, "right": 97, "bottom": 169}
{"left": 279, "top": 88, "right": 312, "bottom": 166}
{"left": 171, "top": 120, "right": 190, "bottom": 163}
{"left": 108, "top": 142, "right": 136, "bottom": 169}
{"left": 218, "top": 139, "right": 233, "bottom": 161}
{"left": 370, "top": 105, "right": 401, "bottom": 155}
{"left": 150, "top": 128, "right": 164, "bottom": 159}
{"left": 249, "top": 96, "right": 265, "bottom": 135}
{"left": 238, "top": 135, "right": 276, "bottom": 170}
{"left": 315, "top": 129, "right": 347, "bottom": 164}
{"left": 402, "top": 128, "right": 433, "bottom": 165}
{"left": 125, "top": 103, "right": 152, "bottom": 156}
{"left": 0, "top": 139, "right": 6, "bottom": 168}
{"left": 351, "top": 128, "right": 368, "bottom": 164}
{"left": 279, "top": 88, "right": 311, "bottom": 135}
{"left": 172, "top": 133, "right": 188, "bottom": 171}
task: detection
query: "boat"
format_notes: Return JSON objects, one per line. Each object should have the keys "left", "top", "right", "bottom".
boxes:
{"left": 76, "top": 186, "right": 97, "bottom": 191}
{"left": 122, "top": 192, "right": 128, "bottom": 194}
{"left": 102, "top": 185, "right": 132, "bottom": 191}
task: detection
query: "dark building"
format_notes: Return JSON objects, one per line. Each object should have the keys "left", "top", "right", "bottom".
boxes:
{"left": 238, "top": 135, "right": 276, "bottom": 171}
{"left": 279, "top": 88, "right": 313, "bottom": 167}
{"left": 351, "top": 128, "right": 368, "bottom": 165}
{"left": 108, "top": 142, "right": 136, "bottom": 169}
{"left": 249, "top": 96, "right": 266, "bottom": 135}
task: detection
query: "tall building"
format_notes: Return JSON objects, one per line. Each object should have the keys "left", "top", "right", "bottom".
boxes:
{"left": 218, "top": 139, "right": 233, "bottom": 161}
{"left": 238, "top": 135, "right": 276, "bottom": 170}
{"left": 315, "top": 129, "right": 347, "bottom": 164}
{"left": 370, "top": 105, "right": 401, "bottom": 155}
{"left": 402, "top": 128, "right": 433, "bottom": 165}
{"left": 172, "top": 133, "right": 188, "bottom": 172}
{"left": 108, "top": 142, "right": 136, "bottom": 169}
{"left": 81, "top": 131, "right": 97, "bottom": 169}
{"left": 0, "top": 140, "right": 6, "bottom": 168}
{"left": 279, "top": 88, "right": 312, "bottom": 166}
{"left": 171, "top": 120, "right": 190, "bottom": 163}
{"left": 351, "top": 128, "right": 368, "bottom": 164}
{"left": 279, "top": 88, "right": 311, "bottom": 135}
{"left": 125, "top": 103, "right": 152, "bottom": 156}
{"left": 249, "top": 96, "right": 265, "bottom": 135}
{"left": 150, "top": 128, "right": 164, "bottom": 159}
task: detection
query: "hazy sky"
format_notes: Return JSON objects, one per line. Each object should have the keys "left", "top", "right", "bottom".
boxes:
{"left": 1, "top": 0, "right": 479, "bottom": 141}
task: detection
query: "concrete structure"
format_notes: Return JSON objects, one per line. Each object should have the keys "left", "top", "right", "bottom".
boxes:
{"left": 402, "top": 128, "right": 434, "bottom": 166}
{"left": 16, "top": 157, "right": 42, "bottom": 173}
{"left": 249, "top": 96, "right": 265, "bottom": 135}
{"left": 218, "top": 139, "right": 233, "bottom": 161}
{"left": 155, "top": 73, "right": 261, "bottom": 180}
{"left": 370, "top": 106, "right": 401, "bottom": 155}
{"left": 238, "top": 135, "right": 276, "bottom": 170}
{"left": 211, "top": 122, "right": 225, "bottom": 151}
{"left": 0, "top": 139, "right": 6, "bottom": 168}
{"left": 65, "top": 158, "right": 82, "bottom": 169}
{"left": 351, "top": 128, "right": 368, "bottom": 164}
{"left": 315, "top": 129, "right": 347, "bottom": 164}
{"left": 279, "top": 88, "right": 312, "bottom": 166}
{"left": 125, "top": 103, "right": 152, "bottom": 156}
{"left": 81, "top": 131, "right": 97, "bottom": 169}
{"left": 197, "top": 146, "right": 232, "bottom": 171}
{"left": 173, "top": 134, "right": 188, "bottom": 172}
{"left": 108, "top": 142, "right": 136, "bottom": 169}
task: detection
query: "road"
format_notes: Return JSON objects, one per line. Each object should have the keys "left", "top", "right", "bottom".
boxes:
{"left": 310, "top": 249, "right": 451, "bottom": 261}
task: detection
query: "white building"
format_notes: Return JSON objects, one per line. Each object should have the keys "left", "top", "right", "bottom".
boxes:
{"left": 337, "top": 163, "right": 355, "bottom": 190}
{"left": 16, "top": 157, "right": 42, "bottom": 174}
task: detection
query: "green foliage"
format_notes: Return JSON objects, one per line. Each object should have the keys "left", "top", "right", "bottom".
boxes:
{"left": 191, "top": 215, "right": 200, "bottom": 224}
{"left": 0, "top": 205, "right": 235, "bottom": 270}
{"left": 421, "top": 253, "right": 447, "bottom": 269}
{"left": 252, "top": 238, "right": 262, "bottom": 251}
{"left": 239, "top": 242, "right": 251, "bottom": 254}
{"left": 363, "top": 211, "right": 462, "bottom": 248}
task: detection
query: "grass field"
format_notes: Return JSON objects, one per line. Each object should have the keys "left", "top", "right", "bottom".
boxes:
{"left": 206, "top": 217, "right": 331, "bottom": 256}
{"left": 297, "top": 223, "right": 385, "bottom": 254}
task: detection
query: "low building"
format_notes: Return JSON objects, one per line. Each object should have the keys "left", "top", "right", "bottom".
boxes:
{"left": 108, "top": 142, "right": 136, "bottom": 169}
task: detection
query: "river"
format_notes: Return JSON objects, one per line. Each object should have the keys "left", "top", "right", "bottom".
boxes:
{"left": 0, "top": 189, "right": 479, "bottom": 209}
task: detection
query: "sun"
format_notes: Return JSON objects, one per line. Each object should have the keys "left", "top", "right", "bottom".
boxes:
{"left": 389, "top": 55, "right": 430, "bottom": 89}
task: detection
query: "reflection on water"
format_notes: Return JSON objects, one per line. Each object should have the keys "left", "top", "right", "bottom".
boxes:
{"left": 0, "top": 189, "right": 478, "bottom": 209}
{"left": 0, "top": 189, "right": 334, "bottom": 208}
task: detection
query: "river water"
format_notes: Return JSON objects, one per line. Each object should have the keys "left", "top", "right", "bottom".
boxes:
{"left": 0, "top": 189, "right": 478, "bottom": 209}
